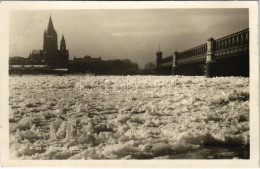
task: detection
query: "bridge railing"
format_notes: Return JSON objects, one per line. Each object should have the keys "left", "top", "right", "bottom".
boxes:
{"left": 161, "top": 55, "right": 173, "bottom": 63}
{"left": 160, "top": 55, "right": 173, "bottom": 67}
{"left": 177, "top": 43, "right": 207, "bottom": 65}
{"left": 215, "top": 28, "right": 249, "bottom": 51}
{"left": 214, "top": 28, "right": 249, "bottom": 59}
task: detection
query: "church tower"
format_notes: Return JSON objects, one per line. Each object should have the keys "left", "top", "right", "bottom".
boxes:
{"left": 60, "top": 35, "right": 66, "bottom": 51}
{"left": 39, "top": 15, "right": 69, "bottom": 68}
{"left": 43, "top": 30, "right": 47, "bottom": 49}
{"left": 43, "top": 16, "right": 58, "bottom": 52}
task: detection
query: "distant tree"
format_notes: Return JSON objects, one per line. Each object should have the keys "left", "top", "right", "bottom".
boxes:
{"left": 144, "top": 62, "right": 156, "bottom": 70}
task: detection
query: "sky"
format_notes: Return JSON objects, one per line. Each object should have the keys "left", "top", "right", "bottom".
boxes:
{"left": 9, "top": 9, "right": 249, "bottom": 68}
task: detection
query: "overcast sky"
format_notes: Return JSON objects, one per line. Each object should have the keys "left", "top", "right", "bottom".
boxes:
{"left": 10, "top": 9, "right": 248, "bottom": 68}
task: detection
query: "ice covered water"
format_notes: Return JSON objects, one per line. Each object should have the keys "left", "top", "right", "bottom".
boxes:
{"left": 9, "top": 75, "right": 249, "bottom": 159}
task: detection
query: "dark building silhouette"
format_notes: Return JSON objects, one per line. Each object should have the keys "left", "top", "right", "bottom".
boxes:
{"left": 69, "top": 55, "right": 139, "bottom": 75}
{"left": 9, "top": 56, "right": 27, "bottom": 65}
{"left": 43, "top": 17, "right": 58, "bottom": 52}
{"left": 10, "top": 16, "right": 69, "bottom": 69}
{"left": 40, "top": 16, "right": 69, "bottom": 68}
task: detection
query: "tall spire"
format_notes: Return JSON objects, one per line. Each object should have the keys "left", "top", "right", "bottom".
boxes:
{"left": 157, "top": 44, "right": 162, "bottom": 54}
{"left": 47, "top": 15, "right": 56, "bottom": 35}
{"left": 60, "top": 34, "right": 66, "bottom": 50}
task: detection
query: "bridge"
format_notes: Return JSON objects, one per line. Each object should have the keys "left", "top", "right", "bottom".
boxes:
{"left": 156, "top": 28, "right": 249, "bottom": 77}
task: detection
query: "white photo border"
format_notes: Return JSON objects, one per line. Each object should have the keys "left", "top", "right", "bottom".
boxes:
{"left": 0, "top": 1, "right": 259, "bottom": 168}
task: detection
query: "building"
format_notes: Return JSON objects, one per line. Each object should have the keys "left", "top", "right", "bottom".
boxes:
{"left": 69, "top": 55, "right": 102, "bottom": 73}
{"left": 69, "top": 55, "right": 139, "bottom": 75}
{"left": 27, "top": 16, "right": 69, "bottom": 68}
{"left": 73, "top": 55, "right": 102, "bottom": 63}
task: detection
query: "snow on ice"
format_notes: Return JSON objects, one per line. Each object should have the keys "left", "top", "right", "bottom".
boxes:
{"left": 9, "top": 75, "right": 249, "bottom": 159}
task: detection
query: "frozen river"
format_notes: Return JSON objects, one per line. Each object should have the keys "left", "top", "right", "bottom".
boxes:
{"left": 9, "top": 75, "right": 249, "bottom": 159}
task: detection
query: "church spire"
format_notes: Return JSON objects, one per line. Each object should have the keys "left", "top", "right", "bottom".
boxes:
{"left": 60, "top": 34, "right": 66, "bottom": 51}
{"left": 44, "top": 15, "right": 58, "bottom": 52}
{"left": 47, "top": 16, "right": 56, "bottom": 35}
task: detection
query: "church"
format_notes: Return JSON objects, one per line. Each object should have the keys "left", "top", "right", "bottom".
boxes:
{"left": 27, "top": 16, "right": 69, "bottom": 68}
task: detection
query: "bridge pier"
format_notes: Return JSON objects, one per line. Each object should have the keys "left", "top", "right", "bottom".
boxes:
{"left": 205, "top": 38, "right": 216, "bottom": 78}
{"left": 156, "top": 51, "right": 162, "bottom": 74}
{"left": 172, "top": 52, "right": 178, "bottom": 75}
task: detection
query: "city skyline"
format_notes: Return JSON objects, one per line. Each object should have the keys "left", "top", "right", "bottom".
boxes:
{"left": 10, "top": 9, "right": 249, "bottom": 68}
